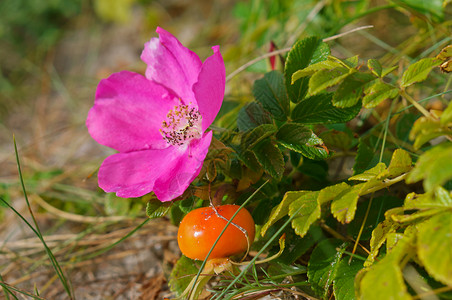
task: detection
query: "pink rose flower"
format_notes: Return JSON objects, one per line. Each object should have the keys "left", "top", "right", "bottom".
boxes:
{"left": 87, "top": 27, "right": 225, "bottom": 201}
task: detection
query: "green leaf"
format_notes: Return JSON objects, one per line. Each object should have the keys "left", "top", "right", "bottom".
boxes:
{"left": 308, "top": 67, "right": 352, "bottom": 96}
{"left": 237, "top": 102, "right": 272, "bottom": 132}
{"left": 253, "top": 139, "right": 285, "bottom": 180}
{"left": 276, "top": 122, "right": 313, "bottom": 148}
{"left": 317, "top": 182, "right": 350, "bottom": 204}
{"left": 291, "top": 59, "right": 343, "bottom": 83}
{"left": 349, "top": 163, "right": 387, "bottom": 181}
{"left": 400, "top": 57, "right": 442, "bottom": 88}
{"left": 362, "top": 81, "right": 399, "bottom": 108}
{"left": 406, "top": 143, "right": 452, "bottom": 191}
{"left": 295, "top": 143, "right": 331, "bottom": 161}
{"left": 332, "top": 73, "right": 374, "bottom": 108}
{"left": 409, "top": 116, "right": 451, "bottom": 150}
{"left": 365, "top": 219, "right": 398, "bottom": 266}
{"left": 169, "top": 255, "right": 199, "bottom": 296}
{"left": 307, "top": 239, "right": 347, "bottom": 298}
{"left": 358, "top": 234, "right": 414, "bottom": 300}
{"left": 353, "top": 138, "right": 379, "bottom": 175}
{"left": 292, "top": 93, "right": 361, "bottom": 125}
{"left": 285, "top": 37, "right": 330, "bottom": 103}
{"left": 289, "top": 191, "right": 321, "bottom": 237}
{"left": 146, "top": 198, "right": 171, "bottom": 219}
{"left": 242, "top": 124, "right": 277, "bottom": 149}
{"left": 333, "top": 259, "right": 363, "bottom": 300}
{"left": 417, "top": 212, "right": 452, "bottom": 286}
{"left": 331, "top": 184, "right": 361, "bottom": 224}
{"left": 368, "top": 59, "right": 382, "bottom": 77}
{"left": 253, "top": 71, "right": 289, "bottom": 120}
{"left": 440, "top": 101, "right": 452, "bottom": 125}
{"left": 384, "top": 149, "right": 412, "bottom": 178}
{"left": 404, "top": 188, "right": 452, "bottom": 210}
{"left": 260, "top": 191, "right": 309, "bottom": 237}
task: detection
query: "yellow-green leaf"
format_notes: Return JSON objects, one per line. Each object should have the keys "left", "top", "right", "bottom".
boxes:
{"left": 349, "top": 163, "right": 387, "bottom": 181}
{"left": 358, "top": 234, "right": 414, "bottom": 300}
{"left": 308, "top": 67, "right": 352, "bottom": 95}
{"left": 331, "top": 184, "right": 361, "bottom": 224}
{"left": 291, "top": 59, "right": 343, "bottom": 83}
{"left": 406, "top": 143, "right": 452, "bottom": 191}
{"left": 289, "top": 191, "right": 321, "bottom": 237}
{"left": 362, "top": 81, "right": 398, "bottom": 108}
{"left": 260, "top": 191, "right": 309, "bottom": 237}
{"left": 417, "top": 213, "right": 452, "bottom": 286}
{"left": 381, "top": 149, "right": 412, "bottom": 178}
{"left": 400, "top": 57, "right": 442, "bottom": 88}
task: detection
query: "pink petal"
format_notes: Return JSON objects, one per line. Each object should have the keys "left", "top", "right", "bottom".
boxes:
{"left": 98, "top": 132, "right": 213, "bottom": 201}
{"left": 87, "top": 71, "right": 178, "bottom": 152}
{"left": 141, "top": 27, "right": 202, "bottom": 104}
{"left": 98, "top": 145, "right": 185, "bottom": 199}
{"left": 153, "top": 131, "right": 213, "bottom": 201}
{"left": 192, "top": 46, "right": 225, "bottom": 132}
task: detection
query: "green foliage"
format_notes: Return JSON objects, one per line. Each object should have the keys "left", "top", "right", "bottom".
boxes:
{"left": 169, "top": 256, "right": 199, "bottom": 297}
{"left": 284, "top": 37, "right": 330, "bottom": 103}
{"left": 400, "top": 58, "right": 442, "bottom": 88}
{"left": 307, "top": 239, "right": 347, "bottom": 299}
{"left": 253, "top": 71, "right": 289, "bottom": 120}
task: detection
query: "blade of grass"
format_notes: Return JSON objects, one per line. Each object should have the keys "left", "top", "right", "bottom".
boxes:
{"left": 0, "top": 281, "right": 45, "bottom": 300}
{"left": 12, "top": 136, "right": 74, "bottom": 299}
{"left": 0, "top": 274, "right": 17, "bottom": 300}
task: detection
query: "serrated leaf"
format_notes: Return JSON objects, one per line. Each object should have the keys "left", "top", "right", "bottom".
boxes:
{"left": 417, "top": 212, "right": 452, "bottom": 286}
{"left": 404, "top": 188, "right": 452, "bottom": 210}
{"left": 292, "top": 93, "right": 361, "bottom": 125}
{"left": 237, "top": 102, "right": 272, "bottom": 132}
{"left": 358, "top": 234, "right": 414, "bottom": 300}
{"left": 242, "top": 124, "right": 277, "bottom": 149}
{"left": 332, "top": 73, "right": 374, "bottom": 108}
{"left": 331, "top": 184, "right": 361, "bottom": 224}
{"left": 368, "top": 59, "right": 382, "bottom": 77}
{"left": 237, "top": 149, "right": 261, "bottom": 172}
{"left": 291, "top": 59, "right": 343, "bottom": 83}
{"left": 289, "top": 191, "right": 321, "bottom": 237}
{"left": 276, "top": 122, "right": 313, "bottom": 148}
{"left": 308, "top": 67, "right": 352, "bottom": 95}
{"left": 365, "top": 219, "right": 399, "bottom": 266}
{"left": 317, "top": 182, "right": 350, "bottom": 204}
{"left": 333, "top": 259, "right": 363, "bottom": 300}
{"left": 406, "top": 143, "right": 452, "bottom": 191}
{"left": 169, "top": 255, "right": 199, "bottom": 296}
{"left": 295, "top": 142, "right": 331, "bottom": 161}
{"left": 390, "top": 208, "right": 441, "bottom": 223}
{"left": 381, "top": 65, "right": 398, "bottom": 77}
{"left": 253, "top": 139, "right": 285, "bottom": 180}
{"left": 353, "top": 138, "right": 378, "bottom": 174}
{"left": 384, "top": 149, "right": 412, "bottom": 178}
{"left": 253, "top": 71, "right": 289, "bottom": 120}
{"left": 362, "top": 81, "right": 398, "bottom": 108}
{"left": 349, "top": 162, "right": 387, "bottom": 181}
{"left": 260, "top": 191, "right": 309, "bottom": 237}
{"left": 307, "top": 239, "right": 347, "bottom": 298}
{"left": 400, "top": 57, "right": 442, "bottom": 88}
{"left": 285, "top": 37, "right": 330, "bottom": 103}
{"left": 146, "top": 199, "right": 171, "bottom": 219}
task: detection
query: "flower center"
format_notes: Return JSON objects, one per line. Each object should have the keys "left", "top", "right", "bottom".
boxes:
{"left": 160, "top": 103, "right": 202, "bottom": 146}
